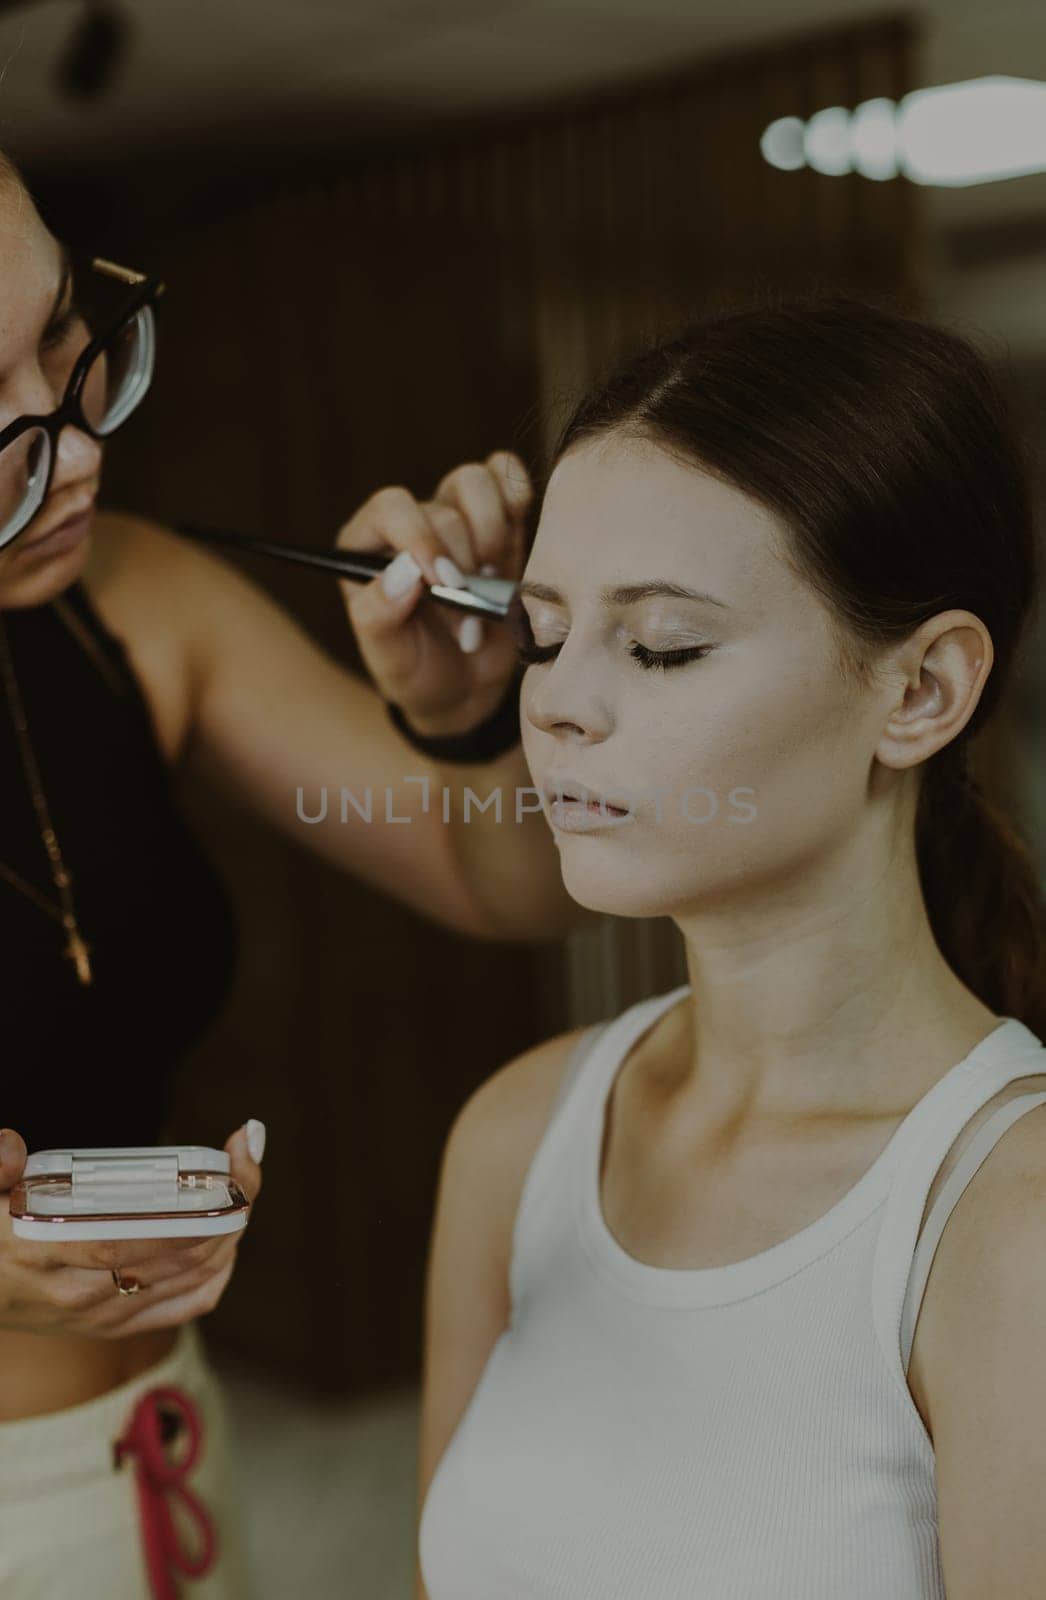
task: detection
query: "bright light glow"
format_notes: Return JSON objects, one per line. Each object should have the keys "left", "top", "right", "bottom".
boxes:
{"left": 804, "top": 106, "right": 852, "bottom": 175}
{"left": 897, "top": 76, "right": 1046, "bottom": 186}
{"left": 851, "top": 97, "right": 899, "bottom": 181}
{"left": 760, "top": 116, "right": 806, "bottom": 171}
{"left": 760, "top": 75, "right": 1046, "bottom": 187}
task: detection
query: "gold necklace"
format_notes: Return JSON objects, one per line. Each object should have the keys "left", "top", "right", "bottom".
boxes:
{"left": 0, "top": 613, "right": 93, "bottom": 985}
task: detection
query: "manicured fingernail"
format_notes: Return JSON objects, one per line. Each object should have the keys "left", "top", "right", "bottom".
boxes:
{"left": 459, "top": 616, "right": 484, "bottom": 654}
{"left": 381, "top": 550, "right": 422, "bottom": 599}
{"left": 480, "top": 563, "right": 498, "bottom": 576}
{"left": 434, "top": 555, "right": 468, "bottom": 589}
{"left": 245, "top": 1119, "right": 267, "bottom": 1164}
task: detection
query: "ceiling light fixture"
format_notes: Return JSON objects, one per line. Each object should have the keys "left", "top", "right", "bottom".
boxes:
{"left": 761, "top": 76, "right": 1046, "bottom": 188}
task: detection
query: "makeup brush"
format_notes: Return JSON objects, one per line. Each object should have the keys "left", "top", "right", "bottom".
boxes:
{"left": 175, "top": 523, "right": 519, "bottom": 621}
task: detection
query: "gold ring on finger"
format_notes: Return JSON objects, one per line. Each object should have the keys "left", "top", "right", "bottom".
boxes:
{"left": 111, "top": 1268, "right": 144, "bottom": 1296}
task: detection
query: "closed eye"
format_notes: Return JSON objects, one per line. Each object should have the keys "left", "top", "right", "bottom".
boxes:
{"left": 512, "top": 600, "right": 569, "bottom": 664}
{"left": 628, "top": 641, "right": 711, "bottom": 671}
{"left": 512, "top": 604, "right": 711, "bottom": 672}
{"left": 516, "top": 638, "right": 562, "bottom": 665}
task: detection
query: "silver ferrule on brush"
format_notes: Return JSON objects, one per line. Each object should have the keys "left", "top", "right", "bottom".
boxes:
{"left": 428, "top": 571, "right": 519, "bottom": 620}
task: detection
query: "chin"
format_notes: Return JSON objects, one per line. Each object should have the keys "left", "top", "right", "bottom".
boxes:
{"left": 558, "top": 853, "right": 678, "bottom": 921}
{"left": 0, "top": 536, "right": 91, "bottom": 610}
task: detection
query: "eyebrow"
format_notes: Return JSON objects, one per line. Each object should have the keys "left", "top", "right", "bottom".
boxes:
{"left": 517, "top": 578, "right": 730, "bottom": 608}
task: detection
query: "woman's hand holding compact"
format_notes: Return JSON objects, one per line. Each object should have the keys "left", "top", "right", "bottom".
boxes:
{"left": 336, "top": 450, "right": 531, "bottom": 737}
{"left": 0, "top": 1122, "right": 264, "bottom": 1339}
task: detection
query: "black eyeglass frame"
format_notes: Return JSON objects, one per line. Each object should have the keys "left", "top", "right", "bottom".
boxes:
{"left": 0, "top": 255, "right": 166, "bottom": 551}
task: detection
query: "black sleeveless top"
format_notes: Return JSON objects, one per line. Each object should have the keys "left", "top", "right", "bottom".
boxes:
{"left": 1, "top": 582, "right": 238, "bottom": 1151}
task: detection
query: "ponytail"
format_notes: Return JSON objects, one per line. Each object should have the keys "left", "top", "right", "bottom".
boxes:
{"left": 917, "top": 745, "right": 1046, "bottom": 1039}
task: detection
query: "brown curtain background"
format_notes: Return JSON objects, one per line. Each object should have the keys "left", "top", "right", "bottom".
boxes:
{"left": 32, "top": 12, "right": 924, "bottom": 1392}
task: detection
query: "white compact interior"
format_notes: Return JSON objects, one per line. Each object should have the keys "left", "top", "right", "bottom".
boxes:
{"left": 13, "top": 1145, "right": 248, "bottom": 1240}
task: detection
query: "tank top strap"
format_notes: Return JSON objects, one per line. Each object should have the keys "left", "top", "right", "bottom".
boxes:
{"left": 899, "top": 1084, "right": 1046, "bottom": 1373}
{"left": 509, "top": 988, "right": 689, "bottom": 1308}
{"left": 541, "top": 984, "right": 690, "bottom": 1135}
{"left": 51, "top": 583, "right": 139, "bottom": 702}
{"left": 872, "top": 1017, "right": 1046, "bottom": 1406}
{"left": 547, "top": 1021, "right": 613, "bottom": 1120}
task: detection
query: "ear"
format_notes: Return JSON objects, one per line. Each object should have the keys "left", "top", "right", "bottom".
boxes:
{"left": 876, "top": 610, "right": 993, "bottom": 774}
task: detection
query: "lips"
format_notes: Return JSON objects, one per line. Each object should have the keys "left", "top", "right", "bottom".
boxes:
{"left": 544, "top": 780, "right": 631, "bottom": 817}
{"left": 21, "top": 496, "right": 98, "bottom": 551}
{"left": 18, "top": 483, "right": 100, "bottom": 553}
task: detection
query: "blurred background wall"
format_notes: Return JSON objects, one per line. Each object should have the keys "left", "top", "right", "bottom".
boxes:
{"left": 9, "top": 0, "right": 1044, "bottom": 1378}
{"left": 2, "top": 0, "right": 1043, "bottom": 1588}
{"left": 13, "top": 4, "right": 930, "bottom": 1396}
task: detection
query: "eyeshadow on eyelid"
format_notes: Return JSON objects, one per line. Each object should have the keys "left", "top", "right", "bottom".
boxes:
{"left": 647, "top": 639, "right": 706, "bottom": 649}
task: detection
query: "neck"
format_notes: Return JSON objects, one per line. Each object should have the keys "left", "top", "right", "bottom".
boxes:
{"left": 664, "top": 819, "right": 999, "bottom": 1131}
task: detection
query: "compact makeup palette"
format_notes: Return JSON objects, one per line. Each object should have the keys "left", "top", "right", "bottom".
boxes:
{"left": 9, "top": 1145, "right": 250, "bottom": 1241}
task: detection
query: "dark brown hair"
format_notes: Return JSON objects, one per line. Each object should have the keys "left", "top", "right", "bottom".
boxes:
{"left": 547, "top": 291, "right": 1046, "bottom": 1039}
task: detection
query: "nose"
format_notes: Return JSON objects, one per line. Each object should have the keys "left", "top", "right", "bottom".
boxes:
{"left": 51, "top": 418, "right": 103, "bottom": 494}
{"left": 524, "top": 648, "right": 613, "bottom": 745}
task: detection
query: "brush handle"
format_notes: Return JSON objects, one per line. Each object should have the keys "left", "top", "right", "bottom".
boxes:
{"left": 175, "top": 524, "right": 519, "bottom": 620}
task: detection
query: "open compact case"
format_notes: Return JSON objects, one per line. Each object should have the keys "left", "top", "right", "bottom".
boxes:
{"left": 9, "top": 1145, "right": 250, "bottom": 1242}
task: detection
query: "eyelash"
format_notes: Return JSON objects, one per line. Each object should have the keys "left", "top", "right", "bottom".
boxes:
{"left": 628, "top": 641, "right": 711, "bottom": 671}
{"left": 512, "top": 609, "right": 711, "bottom": 673}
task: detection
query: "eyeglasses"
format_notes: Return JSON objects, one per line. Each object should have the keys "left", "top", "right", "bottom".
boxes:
{"left": 0, "top": 254, "right": 165, "bottom": 552}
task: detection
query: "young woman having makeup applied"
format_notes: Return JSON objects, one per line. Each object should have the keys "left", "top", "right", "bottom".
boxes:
{"left": 0, "top": 148, "right": 582, "bottom": 1598}
{"left": 417, "top": 294, "right": 1046, "bottom": 1600}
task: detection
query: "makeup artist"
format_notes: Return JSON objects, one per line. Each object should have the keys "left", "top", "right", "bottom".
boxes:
{"left": 0, "top": 152, "right": 581, "bottom": 1597}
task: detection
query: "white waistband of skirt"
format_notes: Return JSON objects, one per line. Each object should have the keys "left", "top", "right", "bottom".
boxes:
{"left": 0, "top": 1322, "right": 207, "bottom": 1487}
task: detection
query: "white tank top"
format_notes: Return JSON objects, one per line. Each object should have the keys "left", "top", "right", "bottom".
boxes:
{"left": 420, "top": 985, "right": 1046, "bottom": 1599}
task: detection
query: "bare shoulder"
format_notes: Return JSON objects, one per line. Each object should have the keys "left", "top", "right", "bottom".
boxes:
{"left": 88, "top": 506, "right": 336, "bottom": 677}
{"left": 426, "top": 1023, "right": 597, "bottom": 1352}
{"left": 914, "top": 1100, "right": 1046, "bottom": 1440}
{"left": 82, "top": 508, "right": 309, "bottom": 763}
{"left": 927, "top": 1089, "right": 1046, "bottom": 1271}
{"left": 441, "top": 1025, "right": 596, "bottom": 1212}
{"left": 87, "top": 507, "right": 186, "bottom": 579}
{"left": 83, "top": 507, "right": 252, "bottom": 655}
{"left": 85, "top": 508, "right": 256, "bottom": 613}
{"left": 912, "top": 1096, "right": 1046, "bottom": 1594}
